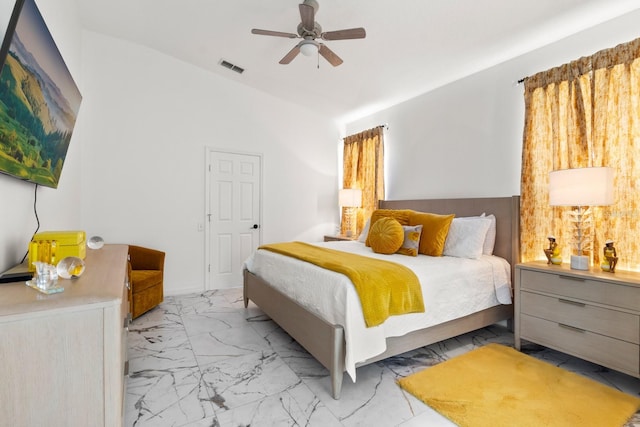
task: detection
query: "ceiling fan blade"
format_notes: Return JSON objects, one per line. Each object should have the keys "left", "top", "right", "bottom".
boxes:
{"left": 318, "top": 44, "right": 343, "bottom": 66}
{"left": 321, "top": 27, "right": 366, "bottom": 41}
{"left": 299, "top": 3, "right": 315, "bottom": 32}
{"left": 252, "top": 29, "right": 298, "bottom": 39}
{"left": 279, "top": 45, "right": 301, "bottom": 64}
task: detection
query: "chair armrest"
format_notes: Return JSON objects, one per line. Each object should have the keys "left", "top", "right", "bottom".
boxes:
{"left": 129, "top": 245, "right": 165, "bottom": 271}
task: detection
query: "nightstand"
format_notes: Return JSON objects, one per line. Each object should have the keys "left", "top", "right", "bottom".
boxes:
{"left": 324, "top": 235, "right": 357, "bottom": 242}
{"left": 514, "top": 261, "right": 640, "bottom": 378}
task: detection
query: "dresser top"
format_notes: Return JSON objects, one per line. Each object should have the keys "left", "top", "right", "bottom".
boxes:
{"left": 517, "top": 260, "right": 640, "bottom": 287}
{"left": 0, "top": 244, "right": 128, "bottom": 320}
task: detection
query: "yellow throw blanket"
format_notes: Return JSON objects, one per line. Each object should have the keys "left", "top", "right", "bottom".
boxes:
{"left": 259, "top": 242, "right": 425, "bottom": 327}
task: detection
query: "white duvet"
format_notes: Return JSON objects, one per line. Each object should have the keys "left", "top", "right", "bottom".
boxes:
{"left": 244, "top": 240, "right": 512, "bottom": 381}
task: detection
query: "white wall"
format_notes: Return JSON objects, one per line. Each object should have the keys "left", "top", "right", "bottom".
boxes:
{"left": 346, "top": 9, "right": 640, "bottom": 201}
{"left": 0, "top": 0, "right": 83, "bottom": 272}
{"left": 79, "top": 31, "right": 340, "bottom": 295}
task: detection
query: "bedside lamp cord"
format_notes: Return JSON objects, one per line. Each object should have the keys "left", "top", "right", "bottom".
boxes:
{"left": 20, "top": 184, "right": 40, "bottom": 264}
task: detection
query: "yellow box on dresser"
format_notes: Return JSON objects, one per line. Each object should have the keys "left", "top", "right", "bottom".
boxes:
{"left": 32, "top": 230, "right": 86, "bottom": 260}
{"left": 514, "top": 261, "right": 640, "bottom": 378}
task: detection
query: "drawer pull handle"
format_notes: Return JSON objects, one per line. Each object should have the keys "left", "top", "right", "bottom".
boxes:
{"left": 558, "top": 323, "right": 586, "bottom": 333}
{"left": 558, "top": 298, "right": 585, "bottom": 307}
{"left": 558, "top": 275, "right": 586, "bottom": 282}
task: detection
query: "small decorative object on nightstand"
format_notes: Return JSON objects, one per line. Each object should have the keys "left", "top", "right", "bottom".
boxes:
{"left": 543, "top": 235, "right": 561, "bottom": 265}
{"left": 324, "top": 235, "right": 356, "bottom": 242}
{"left": 601, "top": 239, "right": 618, "bottom": 272}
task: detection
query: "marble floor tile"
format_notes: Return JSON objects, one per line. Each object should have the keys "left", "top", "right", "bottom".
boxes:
{"left": 253, "top": 321, "right": 331, "bottom": 379}
{"left": 215, "top": 381, "right": 342, "bottom": 427}
{"left": 181, "top": 309, "right": 251, "bottom": 337}
{"left": 128, "top": 329, "right": 197, "bottom": 374}
{"left": 125, "top": 366, "right": 215, "bottom": 427}
{"left": 304, "top": 361, "right": 431, "bottom": 427}
{"left": 201, "top": 351, "right": 303, "bottom": 412}
{"left": 125, "top": 288, "right": 640, "bottom": 427}
{"left": 174, "top": 290, "right": 232, "bottom": 316}
{"left": 190, "top": 323, "right": 273, "bottom": 366}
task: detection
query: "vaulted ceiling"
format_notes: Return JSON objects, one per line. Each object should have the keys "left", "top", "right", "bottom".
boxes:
{"left": 78, "top": 0, "right": 640, "bottom": 123}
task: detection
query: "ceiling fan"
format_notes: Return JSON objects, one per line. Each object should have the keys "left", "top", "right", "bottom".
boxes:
{"left": 251, "top": 0, "right": 366, "bottom": 66}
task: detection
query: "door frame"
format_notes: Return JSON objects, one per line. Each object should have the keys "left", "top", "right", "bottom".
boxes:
{"left": 204, "top": 147, "right": 263, "bottom": 290}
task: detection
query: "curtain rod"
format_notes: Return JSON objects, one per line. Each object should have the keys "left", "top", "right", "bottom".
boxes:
{"left": 348, "top": 124, "right": 389, "bottom": 136}
{"left": 513, "top": 76, "right": 528, "bottom": 86}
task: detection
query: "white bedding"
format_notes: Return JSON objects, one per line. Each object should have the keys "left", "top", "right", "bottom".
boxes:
{"left": 244, "top": 240, "right": 512, "bottom": 381}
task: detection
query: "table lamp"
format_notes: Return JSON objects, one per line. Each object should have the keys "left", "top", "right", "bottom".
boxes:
{"left": 549, "top": 167, "right": 614, "bottom": 270}
{"left": 339, "top": 188, "right": 362, "bottom": 237}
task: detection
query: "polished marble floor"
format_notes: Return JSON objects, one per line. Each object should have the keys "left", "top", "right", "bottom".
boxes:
{"left": 125, "top": 288, "right": 640, "bottom": 427}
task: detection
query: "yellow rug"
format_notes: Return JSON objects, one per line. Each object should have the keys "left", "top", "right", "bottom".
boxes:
{"left": 397, "top": 343, "right": 640, "bottom": 427}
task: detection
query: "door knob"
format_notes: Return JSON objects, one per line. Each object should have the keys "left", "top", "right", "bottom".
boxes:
{"left": 251, "top": 224, "right": 259, "bottom": 229}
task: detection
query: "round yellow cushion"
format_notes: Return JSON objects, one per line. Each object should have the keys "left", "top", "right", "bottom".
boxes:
{"left": 369, "top": 217, "right": 404, "bottom": 254}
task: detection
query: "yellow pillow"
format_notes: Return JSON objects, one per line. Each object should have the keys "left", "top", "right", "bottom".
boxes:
{"left": 368, "top": 217, "right": 404, "bottom": 254}
{"left": 409, "top": 211, "right": 455, "bottom": 256}
{"left": 397, "top": 225, "right": 423, "bottom": 256}
{"left": 365, "top": 209, "right": 412, "bottom": 247}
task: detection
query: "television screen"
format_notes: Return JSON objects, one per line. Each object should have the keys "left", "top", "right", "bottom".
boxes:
{"left": 0, "top": 0, "right": 82, "bottom": 188}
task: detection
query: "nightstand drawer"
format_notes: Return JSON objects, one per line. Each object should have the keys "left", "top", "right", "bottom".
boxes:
{"left": 521, "top": 314, "right": 639, "bottom": 377}
{"left": 520, "top": 269, "right": 640, "bottom": 311}
{"left": 520, "top": 291, "right": 640, "bottom": 344}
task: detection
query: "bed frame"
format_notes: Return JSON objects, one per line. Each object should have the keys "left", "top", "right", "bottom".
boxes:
{"left": 244, "top": 196, "right": 520, "bottom": 399}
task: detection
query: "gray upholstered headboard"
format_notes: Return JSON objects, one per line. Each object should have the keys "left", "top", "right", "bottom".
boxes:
{"left": 379, "top": 196, "right": 521, "bottom": 270}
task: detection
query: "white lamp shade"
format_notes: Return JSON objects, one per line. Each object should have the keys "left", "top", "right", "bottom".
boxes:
{"left": 339, "top": 188, "right": 362, "bottom": 207}
{"left": 299, "top": 41, "right": 318, "bottom": 57}
{"left": 549, "top": 167, "right": 614, "bottom": 206}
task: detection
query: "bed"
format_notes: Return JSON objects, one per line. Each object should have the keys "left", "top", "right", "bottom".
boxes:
{"left": 243, "top": 196, "right": 520, "bottom": 399}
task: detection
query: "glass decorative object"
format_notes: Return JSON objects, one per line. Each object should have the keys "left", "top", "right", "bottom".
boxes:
{"left": 27, "top": 261, "right": 63, "bottom": 294}
{"left": 87, "top": 236, "right": 105, "bottom": 250}
{"left": 57, "top": 256, "right": 86, "bottom": 279}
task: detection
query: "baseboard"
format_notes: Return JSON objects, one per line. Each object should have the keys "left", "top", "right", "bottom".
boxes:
{"left": 164, "top": 285, "right": 206, "bottom": 296}
{"left": 165, "top": 283, "right": 243, "bottom": 297}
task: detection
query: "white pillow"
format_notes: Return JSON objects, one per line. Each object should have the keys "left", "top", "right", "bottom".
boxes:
{"left": 481, "top": 213, "right": 497, "bottom": 255}
{"left": 446, "top": 213, "right": 497, "bottom": 255}
{"left": 443, "top": 216, "right": 492, "bottom": 259}
{"left": 357, "top": 219, "right": 371, "bottom": 243}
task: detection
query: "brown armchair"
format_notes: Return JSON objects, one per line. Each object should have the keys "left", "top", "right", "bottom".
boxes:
{"left": 128, "top": 245, "right": 165, "bottom": 319}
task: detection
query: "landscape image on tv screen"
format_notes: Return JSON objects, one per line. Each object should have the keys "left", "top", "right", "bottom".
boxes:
{"left": 0, "top": 0, "right": 82, "bottom": 188}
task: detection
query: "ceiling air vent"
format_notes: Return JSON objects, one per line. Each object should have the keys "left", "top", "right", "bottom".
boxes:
{"left": 220, "top": 59, "right": 244, "bottom": 74}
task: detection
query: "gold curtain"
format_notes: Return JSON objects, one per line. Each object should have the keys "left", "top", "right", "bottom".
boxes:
{"left": 521, "top": 37, "right": 640, "bottom": 270}
{"left": 342, "top": 126, "right": 385, "bottom": 236}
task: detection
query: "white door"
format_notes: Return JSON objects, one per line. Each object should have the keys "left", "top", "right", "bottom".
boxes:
{"left": 207, "top": 150, "right": 261, "bottom": 289}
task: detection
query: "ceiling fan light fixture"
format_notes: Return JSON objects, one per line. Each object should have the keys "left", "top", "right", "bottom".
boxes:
{"left": 299, "top": 40, "right": 318, "bottom": 56}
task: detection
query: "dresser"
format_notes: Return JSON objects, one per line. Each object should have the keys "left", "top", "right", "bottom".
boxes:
{"left": 515, "top": 261, "right": 640, "bottom": 378}
{"left": 0, "top": 244, "right": 130, "bottom": 427}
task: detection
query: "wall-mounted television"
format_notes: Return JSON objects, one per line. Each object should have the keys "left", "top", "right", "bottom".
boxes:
{"left": 0, "top": 0, "right": 82, "bottom": 189}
